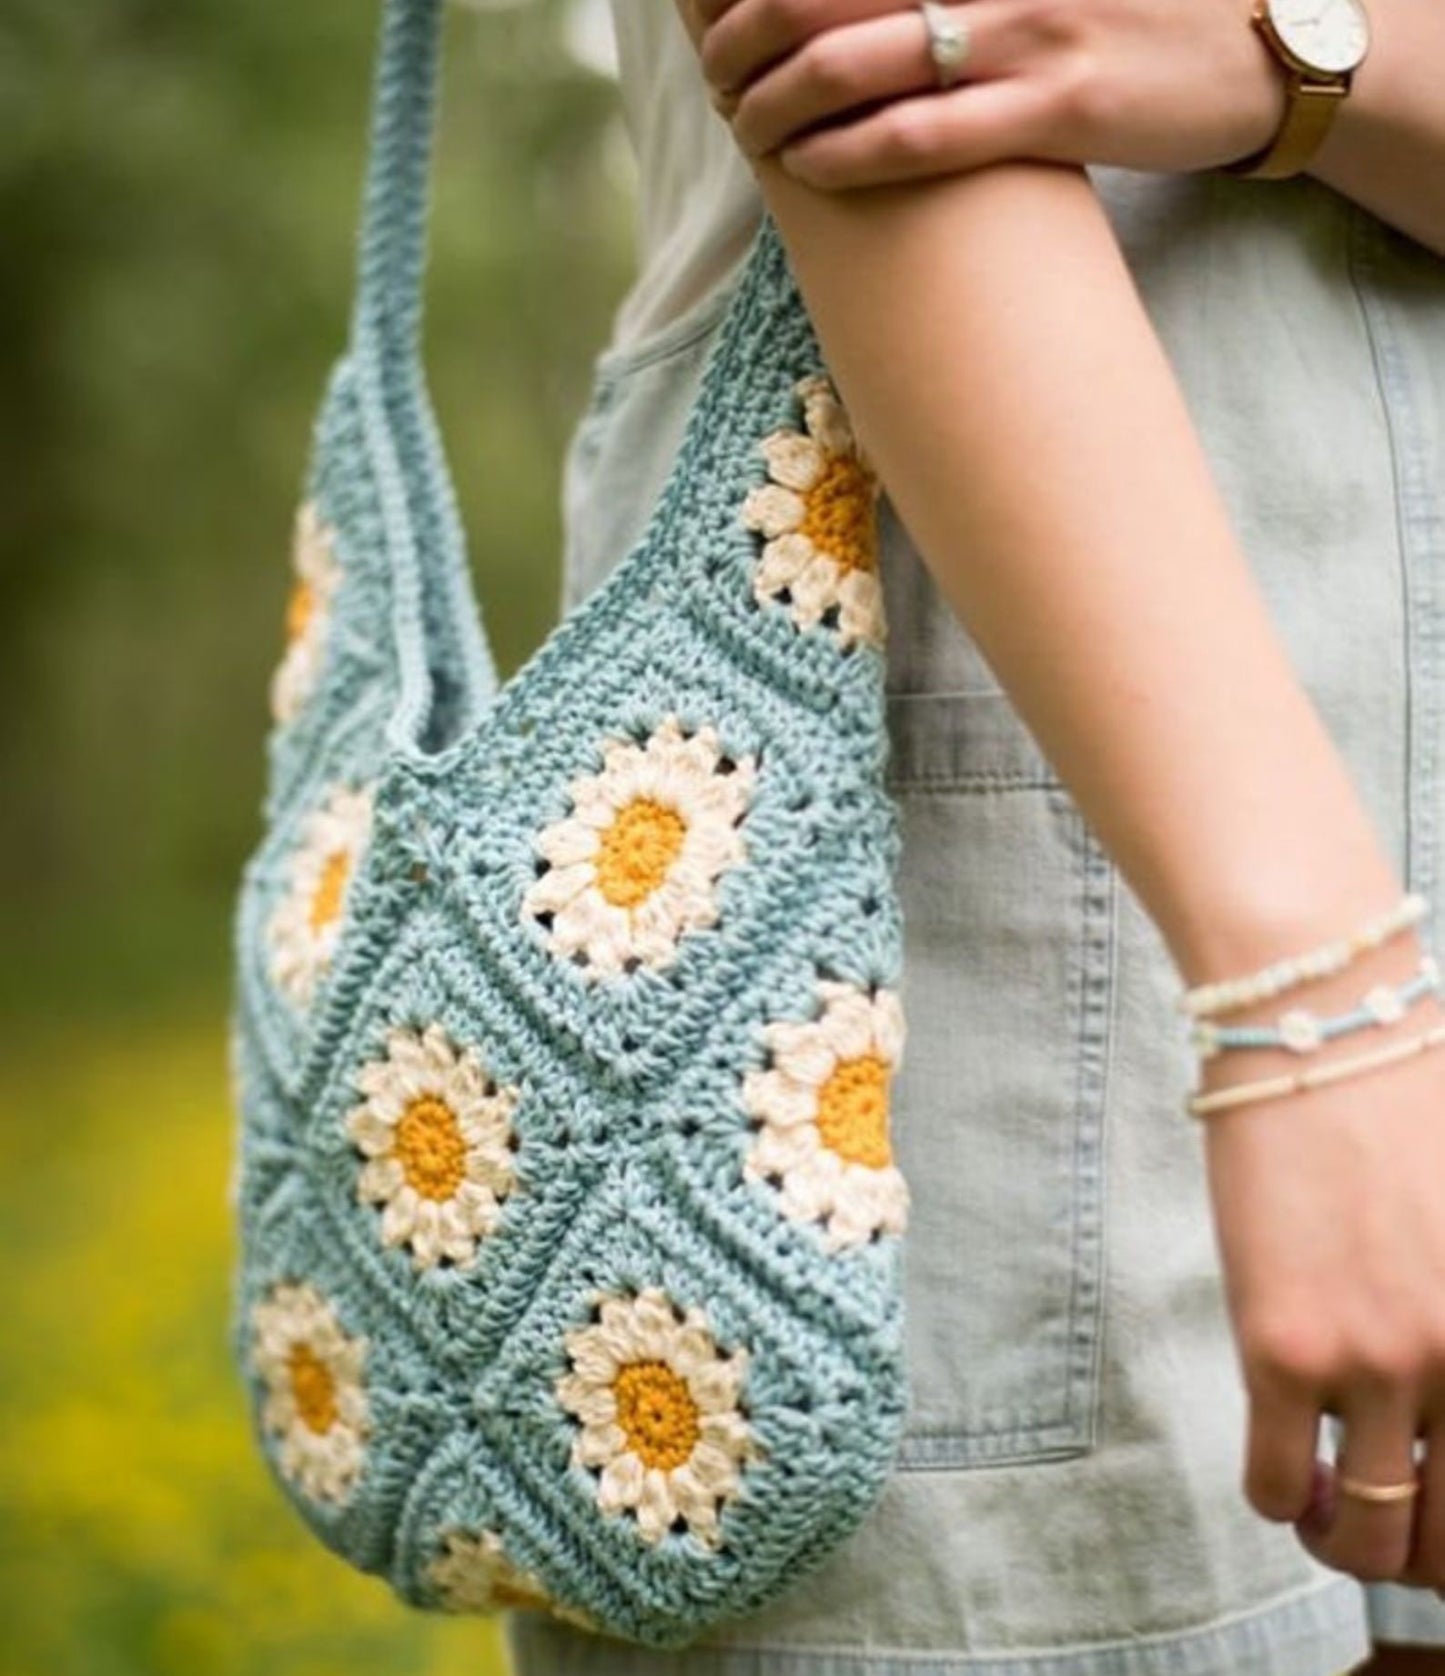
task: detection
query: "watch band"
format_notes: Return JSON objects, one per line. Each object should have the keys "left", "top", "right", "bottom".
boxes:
{"left": 1222, "top": 75, "right": 1349, "bottom": 179}
{"left": 1221, "top": 0, "right": 1361, "bottom": 182}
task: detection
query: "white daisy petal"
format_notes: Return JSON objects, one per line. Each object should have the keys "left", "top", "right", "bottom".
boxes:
{"left": 817, "top": 988, "right": 877, "bottom": 1061}
{"left": 741, "top": 374, "right": 884, "bottom": 648}
{"left": 690, "top": 1436, "right": 747, "bottom": 1496}
{"left": 760, "top": 430, "right": 827, "bottom": 492}
{"left": 798, "top": 374, "right": 857, "bottom": 456}
{"left": 872, "top": 988, "right": 907, "bottom": 1065}
{"left": 552, "top": 890, "right": 628, "bottom": 957}
{"left": 522, "top": 719, "right": 755, "bottom": 981}
{"left": 346, "top": 1108, "right": 399, "bottom": 1158}
{"left": 424, "top": 1527, "right": 596, "bottom": 1627}
{"left": 555, "top": 1290, "right": 760, "bottom": 1549}
{"left": 741, "top": 482, "right": 806, "bottom": 539}
{"left": 556, "top": 1376, "right": 617, "bottom": 1428}
{"left": 786, "top": 553, "right": 843, "bottom": 626}
{"left": 745, "top": 1121, "right": 820, "bottom": 1178}
{"left": 522, "top": 861, "right": 596, "bottom": 916}
{"left": 356, "top": 1155, "right": 405, "bottom": 1201}
{"left": 741, "top": 1067, "right": 816, "bottom": 1129}
{"left": 249, "top": 1282, "right": 369, "bottom": 1505}
{"left": 764, "top": 1023, "right": 836, "bottom": 1088}
{"left": 753, "top": 531, "right": 815, "bottom": 594}
{"left": 565, "top": 1334, "right": 621, "bottom": 1385}
{"left": 634, "top": 1467, "right": 679, "bottom": 1545}
{"left": 575, "top": 1420, "right": 629, "bottom": 1469}
{"left": 743, "top": 979, "right": 910, "bottom": 1250}
{"left": 836, "top": 566, "right": 886, "bottom": 647}
{"left": 343, "top": 1025, "right": 519, "bottom": 1270}
{"left": 597, "top": 1449, "right": 646, "bottom": 1514}
{"left": 265, "top": 783, "right": 373, "bottom": 1010}
{"left": 698, "top": 1409, "right": 757, "bottom": 1457}
{"left": 269, "top": 501, "right": 343, "bottom": 726}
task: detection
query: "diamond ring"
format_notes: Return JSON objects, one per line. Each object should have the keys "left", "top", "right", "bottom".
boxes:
{"left": 918, "top": 0, "right": 971, "bottom": 89}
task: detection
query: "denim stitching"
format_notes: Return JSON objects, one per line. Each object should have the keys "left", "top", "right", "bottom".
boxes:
{"left": 507, "top": 1574, "right": 1370, "bottom": 1674}
{"left": 1064, "top": 803, "right": 1114, "bottom": 1456}
{"left": 892, "top": 786, "right": 1108, "bottom": 1468}
{"left": 1345, "top": 207, "right": 1437, "bottom": 908}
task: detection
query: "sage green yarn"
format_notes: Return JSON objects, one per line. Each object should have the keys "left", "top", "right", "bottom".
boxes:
{"left": 228, "top": 0, "right": 912, "bottom": 1649}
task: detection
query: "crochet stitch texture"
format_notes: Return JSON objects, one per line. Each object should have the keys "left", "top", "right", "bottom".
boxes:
{"left": 228, "top": 0, "right": 911, "bottom": 1648}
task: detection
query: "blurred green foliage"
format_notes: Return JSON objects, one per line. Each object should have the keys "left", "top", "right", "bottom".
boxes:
{"left": 0, "top": 1019, "right": 524, "bottom": 1676}
{"left": 0, "top": 0, "right": 636, "bottom": 1026}
{"left": 0, "top": 1, "right": 639, "bottom": 1669}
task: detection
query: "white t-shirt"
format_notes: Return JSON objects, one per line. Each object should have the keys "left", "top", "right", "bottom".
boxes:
{"left": 604, "top": 1, "right": 764, "bottom": 352}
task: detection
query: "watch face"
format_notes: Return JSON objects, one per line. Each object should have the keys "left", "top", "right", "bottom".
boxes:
{"left": 1267, "top": 0, "right": 1371, "bottom": 74}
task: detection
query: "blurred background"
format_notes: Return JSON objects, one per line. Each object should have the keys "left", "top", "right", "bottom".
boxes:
{"left": 0, "top": 0, "right": 637, "bottom": 1669}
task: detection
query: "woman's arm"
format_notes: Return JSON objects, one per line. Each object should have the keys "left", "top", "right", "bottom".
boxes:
{"left": 731, "top": 142, "right": 1445, "bottom": 1592}
{"left": 749, "top": 153, "right": 1404, "bottom": 993}
{"left": 694, "top": 0, "right": 1445, "bottom": 260}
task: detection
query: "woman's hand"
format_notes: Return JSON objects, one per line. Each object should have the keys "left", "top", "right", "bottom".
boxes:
{"left": 678, "top": 0, "right": 1289, "bottom": 188}
{"left": 1193, "top": 932, "right": 1445, "bottom": 1593}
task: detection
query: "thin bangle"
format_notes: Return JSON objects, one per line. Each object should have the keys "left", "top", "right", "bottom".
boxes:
{"left": 1187, "top": 1019, "right": 1445, "bottom": 1118}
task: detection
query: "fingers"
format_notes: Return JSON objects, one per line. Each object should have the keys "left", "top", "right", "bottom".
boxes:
{"left": 776, "top": 75, "right": 1056, "bottom": 185}
{"left": 1243, "top": 1373, "right": 1323, "bottom": 1524}
{"left": 711, "top": 4, "right": 1013, "bottom": 160}
{"left": 1297, "top": 1392, "right": 1423, "bottom": 1583}
{"left": 1244, "top": 1372, "right": 1445, "bottom": 1588}
{"left": 1396, "top": 1417, "right": 1445, "bottom": 1590}
{"left": 700, "top": 0, "right": 903, "bottom": 95}
{"left": 745, "top": 7, "right": 946, "bottom": 149}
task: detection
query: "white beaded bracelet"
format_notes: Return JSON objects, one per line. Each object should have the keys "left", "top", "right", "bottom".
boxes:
{"left": 1187, "top": 1017, "right": 1445, "bottom": 1118}
{"left": 1175, "top": 891, "right": 1429, "bottom": 1020}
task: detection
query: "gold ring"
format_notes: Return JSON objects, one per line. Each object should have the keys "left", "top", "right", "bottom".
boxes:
{"left": 1335, "top": 1472, "right": 1421, "bottom": 1503}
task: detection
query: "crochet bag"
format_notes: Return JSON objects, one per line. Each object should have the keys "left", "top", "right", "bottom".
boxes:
{"left": 228, "top": 0, "right": 911, "bottom": 1649}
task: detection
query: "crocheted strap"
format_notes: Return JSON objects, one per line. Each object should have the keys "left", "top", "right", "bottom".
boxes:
{"left": 349, "top": 0, "right": 781, "bottom": 363}
{"left": 351, "top": 0, "right": 447, "bottom": 356}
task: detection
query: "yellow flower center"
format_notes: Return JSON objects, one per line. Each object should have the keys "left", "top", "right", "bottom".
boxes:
{"left": 284, "top": 578, "right": 315, "bottom": 645}
{"left": 798, "top": 455, "right": 878, "bottom": 576}
{"left": 814, "top": 1053, "right": 893, "bottom": 1169}
{"left": 594, "top": 798, "right": 688, "bottom": 909}
{"left": 393, "top": 1095, "right": 467, "bottom": 1201}
{"left": 288, "top": 1342, "right": 339, "bottom": 1434}
{"left": 308, "top": 850, "right": 351, "bottom": 932}
{"left": 613, "top": 1359, "right": 701, "bottom": 1471}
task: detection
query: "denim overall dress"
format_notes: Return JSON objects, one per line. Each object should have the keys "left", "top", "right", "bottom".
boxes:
{"left": 505, "top": 160, "right": 1445, "bottom": 1676}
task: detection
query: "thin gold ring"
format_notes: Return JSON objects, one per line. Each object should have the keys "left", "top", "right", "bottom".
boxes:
{"left": 1334, "top": 1472, "right": 1421, "bottom": 1503}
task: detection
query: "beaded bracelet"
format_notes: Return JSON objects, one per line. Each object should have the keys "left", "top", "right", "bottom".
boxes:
{"left": 1187, "top": 1018, "right": 1445, "bottom": 1118}
{"left": 1188, "top": 953, "right": 1442, "bottom": 1060}
{"left": 1175, "top": 891, "right": 1429, "bottom": 1020}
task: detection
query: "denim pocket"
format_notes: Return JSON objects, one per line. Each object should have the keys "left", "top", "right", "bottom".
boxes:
{"left": 884, "top": 689, "right": 1115, "bottom": 1469}
{"left": 558, "top": 279, "right": 741, "bottom": 613}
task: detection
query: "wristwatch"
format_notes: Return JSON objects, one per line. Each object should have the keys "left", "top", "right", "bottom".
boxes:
{"left": 1222, "top": 0, "right": 1371, "bottom": 180}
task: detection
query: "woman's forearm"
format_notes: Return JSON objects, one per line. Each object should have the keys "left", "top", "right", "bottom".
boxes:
{"left": 1306, "top": 0, "right": 1445, "bottom": 259}
{"left": 749, "top": 155, "right": 1402, "bottom": 988}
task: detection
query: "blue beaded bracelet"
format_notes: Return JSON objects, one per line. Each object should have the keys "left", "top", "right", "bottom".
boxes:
{"left": 1189, "top": 953, "right": 1442, "bottom": 1060}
